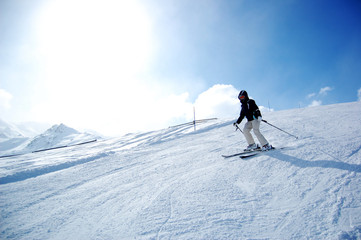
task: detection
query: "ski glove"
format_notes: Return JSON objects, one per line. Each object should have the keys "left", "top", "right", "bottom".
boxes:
{"left": 257, "top": 117, "right": 262, "bottom": 122}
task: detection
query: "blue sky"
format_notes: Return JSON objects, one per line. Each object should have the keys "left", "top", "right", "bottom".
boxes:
{"left": 144, "top": 0, "right": 361, "bottom": 106}
{"left": 1, "top": 0, "right": 360, "bottom": 135}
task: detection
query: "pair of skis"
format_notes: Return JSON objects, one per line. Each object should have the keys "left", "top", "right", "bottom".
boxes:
{"left": 226, "top": 119, "right": 295, "bottom": 159}
{"left": 222, "top": 146, "right": 278, "bottom": 159}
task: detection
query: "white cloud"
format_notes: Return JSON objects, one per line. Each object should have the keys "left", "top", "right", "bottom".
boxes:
{"left": 319, "top": 86, "right": 333, "bottom": 95}
{"left": 305, "top": 86, "right": 333, "bottom": 107}
{"left": 28, "top": 84, "right": 245, "bottom": 136}
{"left": 358, "top": 88, "right": 361, "bottom": 102}
{"left": 30, "top": 81, "right": 194, "bottom": 136}
{"left": 307, "top": 93, "right": 316, "bottom": 99}
{"left": 307, "top": 86, "right": 333, "bottom": 99}
{"left": 194, "top": 84, "right": 239, "bottom": 120}
{"left": 259, "top": 106, "right": 274, "bottom": 112}
{"left": 0, "top": 89, "right": 13, "bottom": 109}
{"left": 308, "top": 100, "right": 322, "bottom": 107}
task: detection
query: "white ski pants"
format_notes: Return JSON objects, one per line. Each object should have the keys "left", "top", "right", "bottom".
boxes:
{"left": 243, "top": 120, "right": 268, "bottom": 146}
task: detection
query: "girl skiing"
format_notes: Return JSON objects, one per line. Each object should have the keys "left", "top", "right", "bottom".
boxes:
{"left": 234, "top": 90, "right": 272, "bottom": 151}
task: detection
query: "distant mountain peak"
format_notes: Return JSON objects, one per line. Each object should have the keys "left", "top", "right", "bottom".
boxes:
{"left": 45, "top": 123, "right": 79, "bottom": 136}
{"left": 0, "top": 121, "right": 99, "bottom": 155}
{"left": 25, "top": 124, "right": 83, "bottom": 151}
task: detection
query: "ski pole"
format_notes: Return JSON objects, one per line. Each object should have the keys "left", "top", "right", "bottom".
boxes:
{"left": 234, "top": 123, "right": 243, "bottom": 133}
{"left": 262, "top": 120, "right": 298, "bottom": 139}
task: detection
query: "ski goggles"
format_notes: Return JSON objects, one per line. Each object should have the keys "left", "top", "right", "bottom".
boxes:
{"left": 238, "top": 95, "right": 246, "bottom": 100}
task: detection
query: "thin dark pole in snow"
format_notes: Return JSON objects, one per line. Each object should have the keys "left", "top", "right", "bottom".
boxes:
{"left": 193, "top": 106, "right": 196, "bottom": 131}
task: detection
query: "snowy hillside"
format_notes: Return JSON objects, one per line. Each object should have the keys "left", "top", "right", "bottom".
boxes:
{"left": 1, "top": 102, "right": 361, "bottom": 239}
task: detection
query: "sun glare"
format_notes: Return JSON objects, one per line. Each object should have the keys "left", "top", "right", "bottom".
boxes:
{"left": 31, "top": 0, "right": 154, "bottom": 132}
{"left": 35, "top": 0, "right": 152, "bottom": 86}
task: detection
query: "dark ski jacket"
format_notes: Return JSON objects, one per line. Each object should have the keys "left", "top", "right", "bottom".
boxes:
{"left": 236, "top": 98, "right": 262, "bottom": 124}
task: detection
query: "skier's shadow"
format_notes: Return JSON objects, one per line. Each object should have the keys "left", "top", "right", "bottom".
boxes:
{"left": 272, "top": 152, "right": 361, "bottom": 173}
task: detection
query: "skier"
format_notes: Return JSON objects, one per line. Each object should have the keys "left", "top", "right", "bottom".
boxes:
{"left": 233, "top": 90, "right": 272, "bottom": 151}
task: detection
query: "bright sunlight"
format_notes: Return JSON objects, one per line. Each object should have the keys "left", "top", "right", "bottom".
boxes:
{"left": 31, "top": 0, "right": 154, "bottom": 133}
{"left": 35, "top": 0, "right": 153, "bottom": 78}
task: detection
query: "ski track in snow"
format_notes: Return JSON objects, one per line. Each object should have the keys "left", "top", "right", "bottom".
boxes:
{"left": 1, "top": 102, "right": 361, "bottom": 239}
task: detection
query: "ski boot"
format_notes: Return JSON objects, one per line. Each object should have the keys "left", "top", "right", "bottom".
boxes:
{"left": 244, "top": 143, "right": 259, "bottom": 152}
{"left": 262, "top": 143, "right": 273, "bottom": 151}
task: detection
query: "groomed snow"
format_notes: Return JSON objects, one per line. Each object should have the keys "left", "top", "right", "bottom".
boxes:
{"left": 1, "top": 102, "right": 361, "bottom": 239}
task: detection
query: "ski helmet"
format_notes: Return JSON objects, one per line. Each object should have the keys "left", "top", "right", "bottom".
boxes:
{"left": 238, "top": 90, "right": 248, "bottom": 102}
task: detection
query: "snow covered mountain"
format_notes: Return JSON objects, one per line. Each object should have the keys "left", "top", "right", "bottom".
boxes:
{"left": 0, "top": 119, "right": 25, "bottom": 139}
{"left": 0, "top": 123, "right": 99, "bottom": 156}
{"left": 0, "top": 119, "right": 29, "bottom": 153}
{"left": 13, "top": 121, "right": 51, "bottom": 138}
{"left": 0, "top": 119, "right": 50, "bottom": 139}
{"left": 25, "top": 123, "right": 96, "bottom": 152}
{"left": 1, "top": 102, "right": 360, "bottom": 239}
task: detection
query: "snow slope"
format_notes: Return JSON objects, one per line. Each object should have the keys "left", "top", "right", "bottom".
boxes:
{"left": 1, "top": 102, "right": 361, "bottom": 239}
